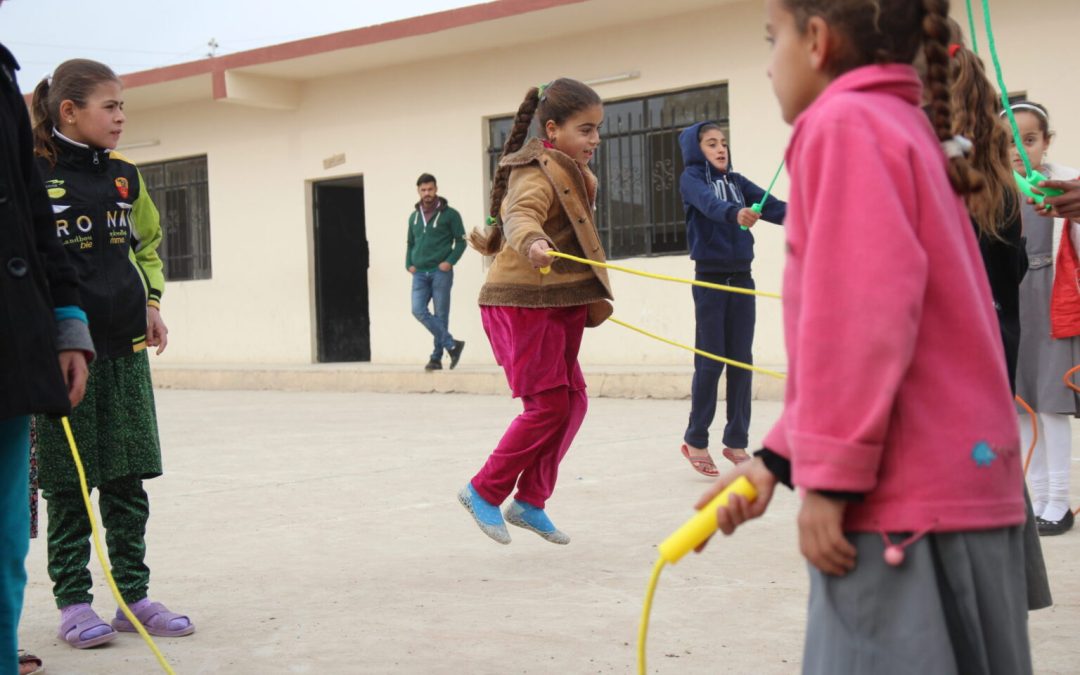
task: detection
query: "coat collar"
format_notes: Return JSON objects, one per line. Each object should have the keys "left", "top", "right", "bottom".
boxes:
{"left": 500, "top": 137, "right": 548, "bottom": 168}
{"left": 501, "top": 137, "right": 597, "bottom": 208}
{"left": 54, "top": 129, "right": 110, "bottom": 173}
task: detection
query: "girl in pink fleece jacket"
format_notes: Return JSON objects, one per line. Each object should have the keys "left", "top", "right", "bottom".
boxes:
{"left": 697, "top": 2, "right": 1032, "bottom": 673}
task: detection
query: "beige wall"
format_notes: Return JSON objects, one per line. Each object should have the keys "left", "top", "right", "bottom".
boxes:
{"left": 118, "top": 0, "right": 1080, "bottom": 368}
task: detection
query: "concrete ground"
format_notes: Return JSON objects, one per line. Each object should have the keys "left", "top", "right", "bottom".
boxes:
{"left": 16, "top": 389, "right": 1080, "bottom": 674}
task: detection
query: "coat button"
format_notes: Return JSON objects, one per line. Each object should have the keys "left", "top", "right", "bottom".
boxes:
{"left": 7, "top": 257, "right": 28, "bottom": 278}
{"left": 563, "top": 188, "right": 570, "bottom": 194}
{"left": 578, "top": 217, "right": 585, "bottom": 224}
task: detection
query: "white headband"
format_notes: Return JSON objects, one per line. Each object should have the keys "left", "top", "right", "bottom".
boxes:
{"left": 1001, "top": 102, "right": 1048, "bottom": 120}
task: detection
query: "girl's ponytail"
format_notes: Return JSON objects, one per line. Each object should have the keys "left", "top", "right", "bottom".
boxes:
{"left": 29, "top": 59, "right": 121, "bottom": 166}
{"left": 31, "top": 77, "right": 59, "bottom": 165}
{"left": 922, "top": 0, "right": 983, "bottom": 197}
{"left": 469, "top": 86, "right": 541, "bottom": 255}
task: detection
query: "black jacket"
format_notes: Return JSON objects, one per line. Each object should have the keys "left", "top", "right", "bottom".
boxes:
{"left": 0, "top": 44, "right": 84, "bottom": 418}
{"left": 37, "top": 133, "right": 164, "bottom": 359}
{"left": 976, "top": 194, "right": 1027, "bottom": 393}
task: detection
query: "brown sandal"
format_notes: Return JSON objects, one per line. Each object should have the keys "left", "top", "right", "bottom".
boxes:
{"left": 681, "top": 443, "right": 719, "bottom": 477}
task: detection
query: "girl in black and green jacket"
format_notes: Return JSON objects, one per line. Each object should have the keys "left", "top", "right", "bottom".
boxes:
{"left": 30, "top": 59, "right": 194, "bottom": 650}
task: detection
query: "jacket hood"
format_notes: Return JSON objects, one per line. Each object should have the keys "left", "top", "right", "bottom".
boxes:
{"left": 679, "top": 121, "right": 733, "bottom": 180}
{"left": 414, "top": 196, "right": 449, "bottom": 212}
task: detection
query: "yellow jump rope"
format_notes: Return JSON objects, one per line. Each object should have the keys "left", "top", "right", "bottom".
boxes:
{"left": 60, "top": 417, "right": 177, "bottom": 675}
{"left": 541, "top": 248, "right": 1058, "bottom": 673}
{"left": 54, "top": 236, "right": 1064, "bottom": 675}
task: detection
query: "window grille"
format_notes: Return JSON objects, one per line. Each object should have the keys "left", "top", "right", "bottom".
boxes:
{"left": 140, "top": 155, "right": 212, "bottom": 281}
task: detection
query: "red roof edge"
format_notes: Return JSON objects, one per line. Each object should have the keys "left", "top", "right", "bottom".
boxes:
{"left": 120, "top": 0, "right": 588, "bottom": 90}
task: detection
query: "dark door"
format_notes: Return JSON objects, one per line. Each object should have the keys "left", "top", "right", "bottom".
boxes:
{"left": 313, "top": 178, "right": 370, "bottom": 362}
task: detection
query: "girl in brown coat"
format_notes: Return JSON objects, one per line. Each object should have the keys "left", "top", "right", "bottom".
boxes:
{"left": 459, "top": 78, "right": 613, "bottom": 545}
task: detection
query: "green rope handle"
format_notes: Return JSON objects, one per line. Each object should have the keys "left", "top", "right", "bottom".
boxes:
{"left": 981, "top": 0, "right": 1031, "bottom": 177}
{"left": 965, "top": 0, "right": 979, "bottom": 55}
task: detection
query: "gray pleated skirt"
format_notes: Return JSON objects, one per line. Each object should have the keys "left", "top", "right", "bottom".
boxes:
{"left": 802, "top": 527, "right": 1031, "bottom": 675}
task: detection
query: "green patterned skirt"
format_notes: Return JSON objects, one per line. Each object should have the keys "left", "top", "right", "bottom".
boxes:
{"left": 35, "top": 350, "right": 162, "bottom": 491}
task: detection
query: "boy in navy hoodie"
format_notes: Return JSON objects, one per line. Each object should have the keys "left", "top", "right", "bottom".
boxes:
{"left": 677, "top": 121, "right": 785, "bottom": 476}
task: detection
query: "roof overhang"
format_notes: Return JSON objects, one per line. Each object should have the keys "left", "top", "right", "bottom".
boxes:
{"left": 112, "top": 0, "right": 733, "bottom": 112}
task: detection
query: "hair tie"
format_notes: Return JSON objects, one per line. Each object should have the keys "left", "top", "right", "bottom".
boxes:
{"left": 485, "top": 215, "right": 498, "bottom": 226}
{"left": 948, "top": 43, "right": 962, "bottom": 58}
{"left": 537, "top": 82, "right": 550, "bottom": 101}
{"left": 941, "top": 135, "right": 973, "bottom": 159}
{"left": 41, "top": 71, "right": 52, "bottom": 86}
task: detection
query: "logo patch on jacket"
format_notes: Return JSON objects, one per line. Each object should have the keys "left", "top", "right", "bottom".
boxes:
{"left": 114, "top": 177, "right": 129, "bottom": 199}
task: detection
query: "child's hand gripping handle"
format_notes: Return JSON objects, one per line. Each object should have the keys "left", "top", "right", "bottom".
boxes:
{"left": 1016, "top": 169, "right": 1065, "bottom": 206}
{"left": 657, "top": 475, "right": 757, "bottom": 564}
{"left": 741, "top": 201, "right": 765, "bottom": 231}
{"left": 539, "top": 249, "right": 554, "bottom": 275}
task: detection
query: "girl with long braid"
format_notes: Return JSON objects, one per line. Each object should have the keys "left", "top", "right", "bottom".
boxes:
{"left": 944, "top": 21, "right": 1051, "bottom": 610}
{"left": 698, "top": 1, "right": 1031, "bottom": 672}
{"left": 458, "top": 78, "right": 613, "bottom": 546}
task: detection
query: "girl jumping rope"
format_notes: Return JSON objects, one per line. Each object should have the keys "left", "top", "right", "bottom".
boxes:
{"left": 677, "top": 122, "right": 786, "bottom": 476}
{"left": 30, "top": 59, "right": 194, "bottom": 649}
{"left": 460, "top": 78, "right": 613, "bottom": 545}
{"left": 700, "top": 1, "right": 1031, "bottom": 672}
{"left": 1007, "top": 100, "right": 1080, "bottom": 537}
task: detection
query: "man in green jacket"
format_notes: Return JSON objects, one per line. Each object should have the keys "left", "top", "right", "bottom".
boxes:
{"left": 407, "top": 173, "right": 466, "bottom": 370}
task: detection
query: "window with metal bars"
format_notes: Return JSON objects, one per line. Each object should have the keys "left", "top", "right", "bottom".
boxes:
{"left": 485, "top": 84, "right": 729, "bottom": 259}
{"left": 139, "top": 155, "right": 212, "bottom": 281}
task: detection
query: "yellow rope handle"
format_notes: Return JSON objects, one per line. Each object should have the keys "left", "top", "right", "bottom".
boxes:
{"left": 60, "top": 417, "right": 178, "bottom": 675}
{"left": 608, "top": 317, "right": 787, "bottom": 380}
{"left": 637, "top": 558, "right": 666, "bottom": 675}
{"left": 545, "top": 250, "right": 781, "bottom": 300}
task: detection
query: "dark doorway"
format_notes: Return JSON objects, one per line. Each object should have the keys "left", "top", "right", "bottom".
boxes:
{"left": 313, "top": 177, "right": 370, "bottom": 362}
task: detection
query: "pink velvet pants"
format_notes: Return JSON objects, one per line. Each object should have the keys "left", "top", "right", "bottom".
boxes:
{"left": 471, "top": 305, "right": 589, "bottom": 509}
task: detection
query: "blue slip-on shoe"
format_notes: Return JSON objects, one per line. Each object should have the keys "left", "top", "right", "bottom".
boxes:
{"left": 458, "top": 484, "right": 511, "bottom": 544}
{"left": 504, "top": 500, "right": 570, "bottom": 545}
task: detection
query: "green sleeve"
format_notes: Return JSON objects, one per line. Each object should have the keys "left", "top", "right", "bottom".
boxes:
{"left": 446, "top": 208, "right": 467, "bottom": 265}
{"left": 131, "top": 169, "right": 165, "bottom": 306}
{"left": 405, "top": 212, "right": 415, "bottom": 269}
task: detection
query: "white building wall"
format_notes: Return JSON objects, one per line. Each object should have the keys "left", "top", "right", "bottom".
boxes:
{"left": 118, "top": 0, "right": 1080, "bottom": 368}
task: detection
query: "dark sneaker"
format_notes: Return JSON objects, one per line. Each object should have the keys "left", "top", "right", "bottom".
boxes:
{"left": 424, "top": 359, "right": 442, "bottom": 371}
{"left": 448, "top": 340, "right": 465, "bottom": 369}
{"left": 1036, "top": 508, "right": 1074, "bottom": 536}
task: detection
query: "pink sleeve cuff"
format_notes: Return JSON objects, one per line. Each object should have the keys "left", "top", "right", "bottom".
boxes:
{"left": 788, "top": 429, "right": 882, "bottom": 492}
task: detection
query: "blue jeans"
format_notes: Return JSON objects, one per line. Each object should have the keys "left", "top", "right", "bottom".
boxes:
{"left": 684, "top": 273, "right": 755, "bottom": 450}
{"left": 0, "top": 416, "right": 30, "bottom": 675}
{"left": 411, "top": 269, "right": 456, "bottom": 361}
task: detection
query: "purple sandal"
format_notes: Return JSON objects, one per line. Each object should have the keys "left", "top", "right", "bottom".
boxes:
{"left": 112, "top": 600, "right": 195, "bottom": 637}
{"left": 58, "top": 605, "right": 118, "bottom": 649}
